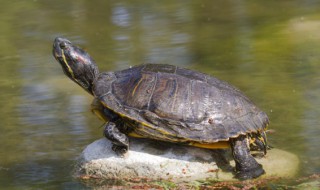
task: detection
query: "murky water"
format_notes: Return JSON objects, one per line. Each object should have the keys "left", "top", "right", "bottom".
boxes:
{"left": 1, "top": 0, "right": 320, "bottom": 189}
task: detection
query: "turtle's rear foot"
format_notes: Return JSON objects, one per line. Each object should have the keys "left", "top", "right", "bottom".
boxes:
{"left": 235, "top": 163, "right": 265, "bottom": 180}
{"left": 231, "top": 135, "right": 265, "bottom": 180}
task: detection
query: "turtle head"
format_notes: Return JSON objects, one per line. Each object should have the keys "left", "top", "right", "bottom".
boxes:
{"left": 52, "top": 37, "right": 99, "bottom": 95}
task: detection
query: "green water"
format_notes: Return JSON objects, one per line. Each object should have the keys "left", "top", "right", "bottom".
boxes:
{"left": 0, "top": 1, "right": 319, "bottom": 189}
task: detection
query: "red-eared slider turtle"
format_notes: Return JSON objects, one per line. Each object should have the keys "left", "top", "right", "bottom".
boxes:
{"left": 52, "top": 37, "right": 269, "bottom": 180}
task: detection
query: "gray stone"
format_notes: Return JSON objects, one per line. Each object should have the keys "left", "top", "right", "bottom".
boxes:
{"left": 75, "top": 138, "right": 299, "bottom": 182}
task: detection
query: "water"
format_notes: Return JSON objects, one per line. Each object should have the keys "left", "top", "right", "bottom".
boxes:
{"left": 0, "top": 0, "right": 319, "bottom": 189}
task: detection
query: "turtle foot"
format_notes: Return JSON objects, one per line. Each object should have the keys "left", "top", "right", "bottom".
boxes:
{"left": 235, "top": 163, "right": 265, "bottom": 180}
{"left": 112, "top": 145, "right": 129, "bottom": 158}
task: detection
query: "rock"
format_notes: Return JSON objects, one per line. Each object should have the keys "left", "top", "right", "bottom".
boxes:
{"left": 75, "top": 138, "right": 299, "bottom": 182}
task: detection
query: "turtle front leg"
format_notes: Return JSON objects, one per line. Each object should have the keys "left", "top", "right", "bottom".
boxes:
{"left": 230, "top": 135, "right": 265, "bottom": 180}
{"left": 91, "top": 99, "right": 129, "bottom": 157}
{"left": 103, "top": 122, "right": 129, "bottom": 157}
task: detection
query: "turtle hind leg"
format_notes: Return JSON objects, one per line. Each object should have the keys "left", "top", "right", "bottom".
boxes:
{"left": 103, "top": 122, "right": 129, "bottom": 157}
{"left": 230, "top": 135, "right": 265, "bottom": 180}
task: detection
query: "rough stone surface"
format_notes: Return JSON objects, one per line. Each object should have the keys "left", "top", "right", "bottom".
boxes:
{"left": 75, "top": 138, "right": 299, "bottom": 182}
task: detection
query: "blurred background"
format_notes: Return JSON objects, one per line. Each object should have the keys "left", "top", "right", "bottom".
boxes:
{"left": 0, "top": 0, "right": 319, "bottom": 189}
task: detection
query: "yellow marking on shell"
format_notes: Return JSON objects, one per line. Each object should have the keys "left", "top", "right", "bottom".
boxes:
{"left": 91, "top": 99, "right": 171, "bottom": 137}
{"left": 128, "top": 131, "right": 230, "bottom": 149}
{"left": 131, "top": 77, "right": 144, "bottom": 97}
{"left": 189, "top": 141, "right": 230, "bottom": 149}
{"left": 128, "top": 131, "right": 144, "bottom": 138}
{"left": 134, "top": 120, "right": 173, "bottom": 136}
{"left": 98, "top": 97, "right": 257, "bottom": 149}
{"left": 61, "top": 49, "right": 75, "bottom": 79}
{"left": 99, "top": 101, "right": 168, "bottom": 133}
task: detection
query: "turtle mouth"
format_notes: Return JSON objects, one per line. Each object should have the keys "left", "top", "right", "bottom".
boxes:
{"left": 52, "top": 49, "right": 62, "bottom": 60}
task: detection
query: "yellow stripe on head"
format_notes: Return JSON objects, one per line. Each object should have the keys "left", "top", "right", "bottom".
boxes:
{"left": 61, "top": 49, "right": 76, "bottom": 79}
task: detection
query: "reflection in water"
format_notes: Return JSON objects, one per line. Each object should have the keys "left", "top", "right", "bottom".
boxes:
{"left": 112, "top": 5, "right": 131, "bottom": 27}
{"left": 18, "top": 81, "right": 92, "bottom": 152}
{"left": 3, "top": 49, "right": 94, "bottom": 188}
{"left": 139, "top": 6, "right": 193, "bottom": 66}
{"left": 0, "top": 0, "right": 319, "bottom": 189}
{"left": 67, "top": 95, "right": 90, "bottom": 135}
{"left": 303, "top": 78, "right": 320, "bottom": 174}
{"left": 111, "top": 3, "right": 193, "bottom": 70}
{"left": 232, "top": 1, "right": 254, "bottom": 68}
{"left": 112, "top": 4, "right": 132, "bottom": 68}
{"left": 20, "top": 84, "right": 89, "bottom": 136}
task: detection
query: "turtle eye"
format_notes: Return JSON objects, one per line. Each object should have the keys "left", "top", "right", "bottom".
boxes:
{"left": 59, "top": 42, "right": 67, "bottom": 49}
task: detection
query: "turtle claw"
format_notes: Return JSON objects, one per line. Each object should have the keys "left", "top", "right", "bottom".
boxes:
{"left": 112, "top": 144, "right": 129, "bottom": 158}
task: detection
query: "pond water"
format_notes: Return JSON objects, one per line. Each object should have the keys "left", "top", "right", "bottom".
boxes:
{"left": 0, "top": 0, "right": 320, "bottom": 189}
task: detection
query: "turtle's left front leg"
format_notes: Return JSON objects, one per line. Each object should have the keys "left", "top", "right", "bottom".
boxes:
{"left": 103, "top": 121, "right": 129, "bottom": 157}
{"left": 230, "top": 135, "right": 265, "bottom": 180}
{"left": 91, "top": 98, "right": 129, "bottom": 157}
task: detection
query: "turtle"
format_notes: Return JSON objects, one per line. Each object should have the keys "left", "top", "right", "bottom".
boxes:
{"left": 52, "top": 37, "right": 269, "bottom": 180}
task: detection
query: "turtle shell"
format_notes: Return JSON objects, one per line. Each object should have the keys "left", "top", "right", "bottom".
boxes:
{"left": 93, "top": 64, "right": 269, "bottom": 143}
